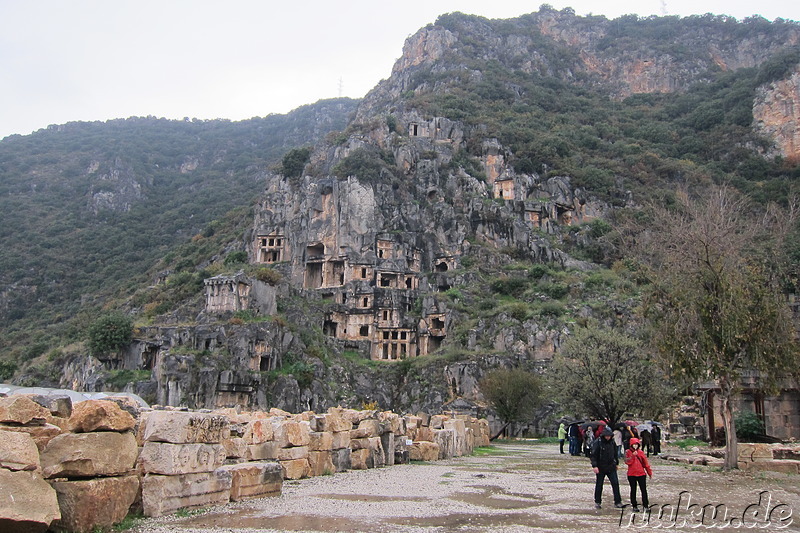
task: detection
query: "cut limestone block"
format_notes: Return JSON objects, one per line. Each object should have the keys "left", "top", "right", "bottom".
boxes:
{"left": 247, "top": 441, "right": 279, "bottom": 461}
{"left": 222, "top": 437, "right": 248, "bottom": 459}
{"left": 409, "top": 441, "right": 440, "bottom": 462}
{"left": 0, "top": 396, "right": 50, "bottom": 425}
{"left": 216, "top": 462, "right": 282, "bottom": 501}
{"left": 279, "top": 458, "right": 309, "bottom": 480}
{"left": 331, "top": 447, "right": 351, "bottom": 473}
{"left": 142, "top": 411, "right": 230, "bottom": 444}
{"left": 433, "top": 429, "right": 455, "bottom": 460}
{"left": 0, "top": 423, "right": 62, "bottom": 451}
{"left": 308, "top": 451, "right": 335, "bottom": 477}
{"left": 242, "top": 418, "right": 274, "bottom": 444}
{"left": 331, "top": 431, "right": 351, "bottom": 450}
{"left": 350, "top": 448, "right": 371, "bottom": 470}
{"left": 309, "top": 431, "right": 333, "bottom": 451}
{"left": 272, "top": 420, "right": 310, "bottom": 448}
{"left": 0, "top": 469, "right": 60, "bottom": 533}
{"left": 40, "top": 431, "right": 138, "bottom": 479}
{"left": 277, "top": 446, "right": 309, "bottom": 462}
{"left": 138, "top": 442, "right": 227, "bottom": 475}
{"left": 141, "top": 471, "right": 232, "bottom": 517}
{"left": 49, "top": 474, "right": 139, "bottom": 533}
{"left": 0, "top": 430, "right": 40, "bottom": 472}
{"left": 67, "top": 400, "right": 135, "bottom": 433}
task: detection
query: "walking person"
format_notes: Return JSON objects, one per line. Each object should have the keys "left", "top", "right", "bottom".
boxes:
{"left": 568, "top": 422, "right": 581, "bottom": 456}
{"left": 590, "top": 427, "right": 623, "bottom": 509}
{"left": 558, "top": 421, "right": 567, "bottom": 454}
{"left": 613, "top": 425, "right": 624, "bottom": 458}
{"left": 651, "top": 425, "right": 662, "bottom": 455}
{"left": 583, "top": 425, "right": 594, "bottom": 457}
{"left": 624, "top": 437, "right": 653, "bottom": 512}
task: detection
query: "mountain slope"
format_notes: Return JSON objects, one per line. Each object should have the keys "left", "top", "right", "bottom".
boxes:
{"left": 0, "top": 99, "right": 358, "bottom": 362}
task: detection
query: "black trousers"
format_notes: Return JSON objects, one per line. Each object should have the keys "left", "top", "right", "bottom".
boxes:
{"left": 627, "top": 475, "right": 649, "bottom": 507}
{"left": 594, "top": 468, "right": 622, "bottom": 505}
{"left": 559, "top": 439, "right": 565, "bottom": 453}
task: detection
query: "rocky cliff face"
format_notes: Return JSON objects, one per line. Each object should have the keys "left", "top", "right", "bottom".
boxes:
{"left": 754, "top": 64, "right": 800, "bottom": 161}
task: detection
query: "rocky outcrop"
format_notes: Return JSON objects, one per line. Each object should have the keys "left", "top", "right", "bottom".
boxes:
{"left": 754, "top": 65, "right": 800, "bottom": 161}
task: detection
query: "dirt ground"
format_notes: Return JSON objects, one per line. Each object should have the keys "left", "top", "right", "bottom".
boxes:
{"left": 131, "top": 442, "right": 800, "bottom": 533}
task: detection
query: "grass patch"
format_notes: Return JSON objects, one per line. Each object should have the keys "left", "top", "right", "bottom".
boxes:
{"left": 472, "top": 445, "right": 509, "bottom": 456}
{"left": 672, "top": 438, "right": 708, "bottom": 450}
{"left": 112, "top": 513, "right": 145, "bottom": 531}
{"left": 531, "top": 437, "right": 560, "bottom": 444}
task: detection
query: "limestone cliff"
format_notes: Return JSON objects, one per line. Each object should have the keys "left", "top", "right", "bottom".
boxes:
{"left": 754, "top": 64, "right": 800, "bottom": 161}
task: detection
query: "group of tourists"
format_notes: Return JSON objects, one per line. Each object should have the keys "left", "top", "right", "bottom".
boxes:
{"left": 557, "top": 419, "right": 663, "bottom": 511}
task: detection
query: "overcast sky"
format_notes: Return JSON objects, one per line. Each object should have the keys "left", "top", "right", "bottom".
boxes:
{"left": 1, "top": 1, "right": 798, "bottom": 140}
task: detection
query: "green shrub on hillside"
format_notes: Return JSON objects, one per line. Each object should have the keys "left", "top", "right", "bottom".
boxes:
{"left": 87, "top": 313, "right": 133, "bottom": 356}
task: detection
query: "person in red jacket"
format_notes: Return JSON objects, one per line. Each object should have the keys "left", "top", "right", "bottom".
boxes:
{"left": 624, "top": 437, "right": 653, "bottom": 512}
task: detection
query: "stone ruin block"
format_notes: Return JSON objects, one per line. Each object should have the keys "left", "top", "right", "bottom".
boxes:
{"left": 141, "top": 471, "right": 232, "bottom": 517}
{"left": 350, "top": 427, "right": 371, "bottom": 439}
{"left": 737, "top": 443, "right": 774, "bottom": 463}
{"left": 415, "top": 426, "right": 435, "bottom": 442}
{"left": 272, "top": 419, "right": 310, "bottom": 448}
{"left": 0, "top": 430, "right": 40, "bottom": 472}
{"left": 409, "top": 441, "right": 440, "bottom": 462}
{"left": 309, "top": 431, "right": 333, "bottom": 451}
{"left": 379, "top": 412, "right": 405, "bottom": 434}
{"left": 216, "top": 462, "right": 282, "bottom": 501}
{"left": 243, "top": 418, "right": 274, "bottom": 444}
{"left": 349, "top": 437, "right": 371, "bottom": 450}
{"left": 357, "top": 419, "right": 382, "bottom": 437}
{"left": 430, "top": 415, "right": 447, "bottom": 429}
{"left": 277, "top": 446, "right": 309, "bottom": 462}
{"left": 444, "top": 419, "right": 468, "bottom": 456}
{"left": 350, "top": 448, "right": 372, "bottom": 470}
{"left": 0, "top": 469, "right": 60, "bottom": 533}
{"left": 27, "top": 394, "right": 73, "bottom": 419}
{"left": 246, "top": 441, "right": 279, "bottom": 461}
{"left": 0, "top": 423, "right": 62, "bottom": 451}
{"left": 49, "top": 474, "right": 139, "bottom": 533}
{"left": 433, "top": 429, "right": 455, "bottom": 460}
{"left": 331, "top": 430, "right": 351, "bottom": 450}
{"left": 380, "top": 432, "right": 396, "bottom": 467}
{"left": 40, "top": 431, "right": 138, "bottom": 479}
{"left": 773, "top": 447, "right": 800, "bottom": 461}
{"left": 745, "top": 460, "right": 800, "bottom": 475}
{"left": 0, "top": 396, "right": 50, "bottom": 425}
{"left": 67, "top": 400, "right": 136, "bottom": 433}
{"left": 222, "top": 437, "right": 248, "bottom": 459}
{"left": 308, "top": 450, "right": 335, "bottom": 477}
{"left": 404, "top": 415, "right": 421, "bottom": 431}
{"left": 138, "top": 442, "right": 227, "bottom": 475}
{"left": 142, "top": 411, "right": 230, "bottom": 444}
{"left": 279, "top": 458, "right": 310, "bottom": 480}
{"left": 331, "top": 447, "right": 351, "bottom": 472}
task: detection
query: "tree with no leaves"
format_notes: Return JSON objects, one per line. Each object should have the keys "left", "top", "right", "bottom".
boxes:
{"left": 628, "top": 186, "right": 800, "bottom": 469}
{"left": 479, "top": 367, "right": 543, "bottom": 439}
{"left": 546, "top": 324, "right": 671, "bottom": 427}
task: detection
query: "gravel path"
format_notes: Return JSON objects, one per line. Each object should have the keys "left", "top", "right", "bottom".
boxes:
{"left": 131, "top": 443, "right": 800, "bottom": 533}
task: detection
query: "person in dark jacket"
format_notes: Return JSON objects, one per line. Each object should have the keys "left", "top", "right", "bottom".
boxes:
{"left": 568, "top": 422, "right": 581, "bottom": 456}
{"left": 590, "top": 427, "right": 623, "bottom": 509}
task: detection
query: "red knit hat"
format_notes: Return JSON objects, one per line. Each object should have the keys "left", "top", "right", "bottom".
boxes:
{"left": 629, "top": 438, "right": 640, "bottom": 445}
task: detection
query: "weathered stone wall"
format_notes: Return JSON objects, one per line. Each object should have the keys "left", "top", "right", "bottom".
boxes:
{"left": 0, "top": 394, "right": 490, "bottom": 532}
